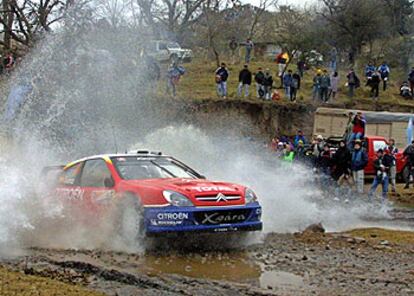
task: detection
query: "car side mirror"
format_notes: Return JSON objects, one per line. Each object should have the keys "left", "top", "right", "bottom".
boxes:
{"left": 199, "top": 175, "right": 206, "bottom": 179}
{"left": 104, "top": 177, "right": 115, "bottom": 188}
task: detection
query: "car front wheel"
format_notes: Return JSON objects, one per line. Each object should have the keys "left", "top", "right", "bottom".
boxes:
{"left": 118, "top": 194, "right": 145, "bottom": 244}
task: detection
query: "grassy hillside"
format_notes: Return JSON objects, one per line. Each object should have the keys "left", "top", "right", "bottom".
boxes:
{"left": 169, "top": 58, "right": 414, "bottom": 110}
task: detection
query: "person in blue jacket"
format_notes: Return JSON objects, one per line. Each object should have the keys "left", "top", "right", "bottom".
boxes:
{"left": 293, "top": 130, "right": 307, "bottom": 147}
{"left": 351, "top": 140, "right": 368, "bottom": 194}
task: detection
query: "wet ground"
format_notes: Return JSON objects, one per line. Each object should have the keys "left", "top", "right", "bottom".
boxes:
{"left": 1, "top": 226, "right": 414, "bottom": 296}
{"left": 1, "top": 192, "right": 414, "bottom": 295}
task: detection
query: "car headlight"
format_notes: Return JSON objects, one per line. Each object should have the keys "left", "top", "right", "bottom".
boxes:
{"left": 163, "top": 190, "right": 194, "bottom": 207}
{"left": 245, "top": 188, "right": 258, "bottom": 204}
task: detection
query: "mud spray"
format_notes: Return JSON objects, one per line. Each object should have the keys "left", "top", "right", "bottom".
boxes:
{"left": 0, "top": 4, "right": 401, "bottom": 255}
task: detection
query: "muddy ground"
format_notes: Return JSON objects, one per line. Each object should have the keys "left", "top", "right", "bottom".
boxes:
{"left": 1, "top": 227, "right": 414, "bottom": 296}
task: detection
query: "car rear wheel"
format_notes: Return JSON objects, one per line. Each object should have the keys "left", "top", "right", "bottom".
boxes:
{"left": 118, "top": 194, "right": 145, "bottom": 244}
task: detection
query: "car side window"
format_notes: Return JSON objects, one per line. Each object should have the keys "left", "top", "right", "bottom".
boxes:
{"left": 80, "top": 159, "right": 112, "bottom": 187}
{"left": 62, "top": 163, "right": 82, "bottom": 186}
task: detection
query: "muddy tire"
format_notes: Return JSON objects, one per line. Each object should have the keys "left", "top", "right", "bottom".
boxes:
{"left": 118, "top": 194, "right": 145, "bottom": 243}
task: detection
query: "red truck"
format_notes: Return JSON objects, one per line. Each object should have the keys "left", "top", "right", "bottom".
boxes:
{"left": 328, "top": 136, "right": 409, "bottom": 181}
{"left": 363, "top": 136, "right": 408, "bottom": 180}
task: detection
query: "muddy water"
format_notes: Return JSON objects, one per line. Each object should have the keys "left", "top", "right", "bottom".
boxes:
{"left": 137, "top": 252, "right": 305, "bottom": 290}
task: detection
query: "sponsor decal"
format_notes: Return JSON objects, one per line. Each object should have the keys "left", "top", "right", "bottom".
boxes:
{"left": 201, "top": 212, "right": 246, "bottom": 225}
{"left": 150, "top": 219, "right": 184, "bottom": 226}
{"left": 156, "top": 212, "right": 189, "bottom": 220}
{"left": 56, "top": 187, "right": 85, "bottom": 200}
{"left": 192, "top": 186, "right": 235, "bottom": 193}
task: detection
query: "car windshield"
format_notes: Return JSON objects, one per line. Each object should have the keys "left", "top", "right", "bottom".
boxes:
{"left": 111, "top": 156, "right": 197, "bottom": 180}
{"left": 167, "top": 42, "right": 181, "bottom": 49}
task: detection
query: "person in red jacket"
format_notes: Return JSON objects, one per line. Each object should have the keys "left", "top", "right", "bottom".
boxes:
{"left": 348, "top": 112, "right": 366, "bottom": 149}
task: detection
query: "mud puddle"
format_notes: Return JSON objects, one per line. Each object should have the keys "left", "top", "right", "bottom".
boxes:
{"left": 137, "top": 251, "right": 306, "bottom": 290}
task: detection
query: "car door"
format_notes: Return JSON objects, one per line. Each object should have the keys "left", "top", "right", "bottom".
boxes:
{"left": 79, "top": 158, "right": 115, "bottom": 213}
{"left": 55, "top": 162, "right": 84, "bottom": 205}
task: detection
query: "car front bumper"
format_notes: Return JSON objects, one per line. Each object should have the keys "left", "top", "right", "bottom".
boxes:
{"left": 144, "top": 203, "right": 262, "bottom": 235}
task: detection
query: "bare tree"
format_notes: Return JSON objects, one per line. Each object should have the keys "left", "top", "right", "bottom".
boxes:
{"left": 134, "top": 0, "right": 207, "bottom": 41}
{"left": 248, "top": 0, "right": 277, "bottom": 39}
{"left": 96, "top": 0, "right": 132, "bottom": 28}
{"left": 319, "top": 0, "right": 387, "bottom": 56}
{"left": 0, "top": 0, "right": 72, "bottom": 49}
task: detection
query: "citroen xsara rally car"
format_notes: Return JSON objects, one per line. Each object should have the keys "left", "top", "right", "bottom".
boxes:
{"left": 43, "top": 151, "right": 262, "bottom": 237}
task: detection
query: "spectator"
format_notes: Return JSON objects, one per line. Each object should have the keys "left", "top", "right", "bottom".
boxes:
{"left": 349, "top": 112, "right": 366, "bottom": 148}
{"left": 237, "top": 64, "right": 252, "bottom": 98}
{"left": 276, "top": 51, "right": 289, "bottom": 77}
{"left": 244, "top": 38, "right": 254, "bottom": 63}
{"left": 283, "top": 70, "right": 293, "bottom": 99}
{"left": 276, "top": 142, "right": 285, "bottom": 158}
{"left": 319, "top": 70, "right": 331, "bottom": 102}
{"left": 293, "top": 130, "right": 307, "bottom": 147}
{"left": 318, "top": 144, "right": 332, "bottom": 184}
{"left": 290, "top": 71, "right": 301, "bottom": 102}
{"left": 351, "top": 140, "right": 368, "bottom": 194}
{"left": 270, "top": 137, "right": 279, "bottom": 152}
{"left": 283, "top": 145, "right": 295, "bottom": 163}
{"left": 370, "top": 70, "right": 381, "bottom": 99}
{"left": 329, "top": 47, "right": 338, "bottom": 71}
{"left": 344, "top": 111, "right": 354, "bottom": 144}
{"left": 297, "top": 59, "right": 305, "bottom": 77}
{"left": 263, "top": 69, "right": 273, "bottom": 100}
{"left": 229, "top": 37, "right": 238, "bottom": 64}
{"left": 312, "top": 135, "right": 325, "bottom": 167}
{"left": 408, "top": 67, "right": 414, "bottom": 96}
{"left": 332, "top": 140, "right": 352, "bottom": 186}
{"left": 329, "top": 71, "right": 339, "bottom": 100}
{"left": 368, "top": 149, "right": 392, "bottom": 200}
{"left": 166, "top": 62, "right": 185, "bottom": 97}
{"left": 387, "top": 139, "right": 398, "bottom": 193}
{"left": 346, "top": 69, "right": 360, "bottom": 98}
{"left": 365, "top": 61, "right": 376, "bottom": 78}
{"left": 255, "top": 67, "right": 265, "bottom": 99}
{"left": 3, "top": 52, "right": 14, "bottom": 72}
{"left": 378, "top": 61, "right": 390, "bottom": 91}
{"left": 312, "top": 70, "right": 322, "bottom": 100}
{"left": 403, "top": 140, "right": 414, "bottom": 189}
{"left": 215, "top": 63, "right": 229, "bottom": 98}
{"left": 272, "top": 89, "right": 281, "bottom": 101}
{"left": 144, "top": 55, "right": 160, "bottom": 85}
{"left": 295, "top": 140, "right": 306, "bottom": 161}
{"left": 400, "top": 81, "right": 412, "bottom": 98}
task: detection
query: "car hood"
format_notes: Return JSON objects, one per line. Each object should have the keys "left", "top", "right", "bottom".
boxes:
{"left": 123, "top": 178, "right": 246, "bottom": 206}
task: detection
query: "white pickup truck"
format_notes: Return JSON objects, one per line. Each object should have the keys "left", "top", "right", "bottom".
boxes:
{"left": 146, "top": 40, "right": 193, "bottom": 63}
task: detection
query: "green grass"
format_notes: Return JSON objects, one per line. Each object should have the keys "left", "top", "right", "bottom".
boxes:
{"left": 168, "top": 57, "right": 414, "bottom": 109}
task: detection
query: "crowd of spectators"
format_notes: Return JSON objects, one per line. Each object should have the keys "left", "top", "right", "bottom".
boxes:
{"left": 269, "top": 111, "right": 414, "bottom": 201}
{"left": 209, "top": 41, "right": 414, "bottom": 102}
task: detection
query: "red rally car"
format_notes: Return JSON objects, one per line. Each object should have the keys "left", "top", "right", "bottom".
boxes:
{"left": 44, "top": 151, "right": 262, "bottom": 237}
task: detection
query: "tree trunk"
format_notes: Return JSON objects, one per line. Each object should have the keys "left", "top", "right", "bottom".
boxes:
{"left": 3, "top": 0, "right": 14, "bottom": 50}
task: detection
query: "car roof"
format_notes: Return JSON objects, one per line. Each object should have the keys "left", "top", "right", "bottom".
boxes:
{"left": 64, "top": 152, "right": 169, "bottom": 169}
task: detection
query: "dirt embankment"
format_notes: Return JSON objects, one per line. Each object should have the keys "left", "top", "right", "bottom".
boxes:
{"left": 171, "top": 98, "right": 414, "bottom": 140}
